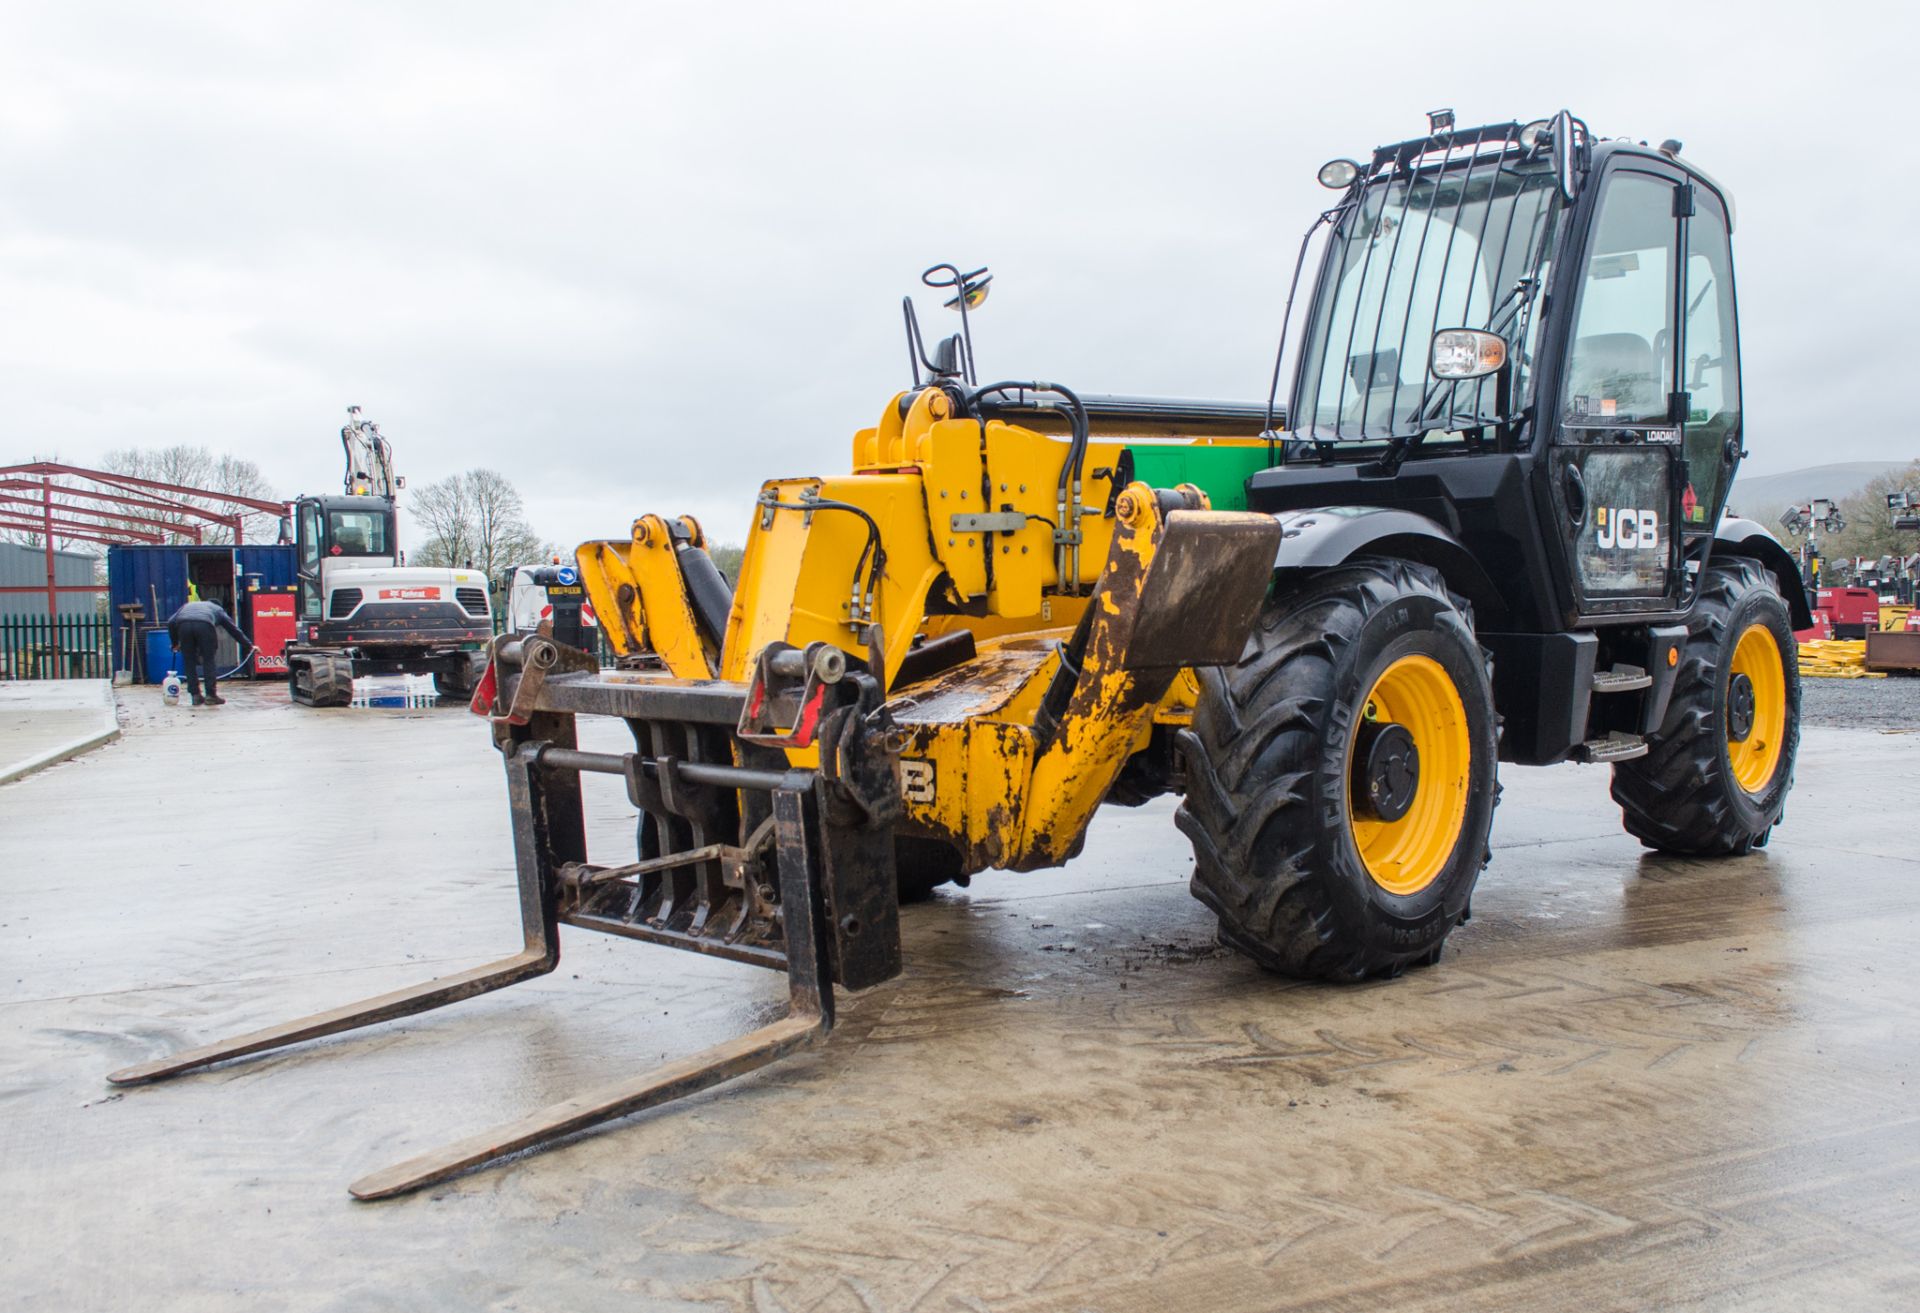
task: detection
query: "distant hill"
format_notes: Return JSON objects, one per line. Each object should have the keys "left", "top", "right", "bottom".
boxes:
{"left": 1728, "top": 461, "right": 1911, "bottom": 518}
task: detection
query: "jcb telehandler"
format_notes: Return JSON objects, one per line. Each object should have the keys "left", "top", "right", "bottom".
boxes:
{"left": 111, "top": 111, "right": 1806, "bottom": 1199}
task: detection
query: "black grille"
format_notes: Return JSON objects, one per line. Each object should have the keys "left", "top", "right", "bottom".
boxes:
{"left": 456, "top": 587, "right": 489, "bottom": 616}
{"left": 328, "top": 588, "right": 363, "bottom": 618}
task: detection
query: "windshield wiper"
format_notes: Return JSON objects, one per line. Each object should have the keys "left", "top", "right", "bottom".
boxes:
{"left": 1375, "top": 275, "right": 1541, "bottom": 471}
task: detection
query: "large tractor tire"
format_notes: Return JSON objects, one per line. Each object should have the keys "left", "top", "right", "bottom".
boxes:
{"left": 1612, "top": 557, "right": 1799, "bottom": 854}
{"left": 1177, "top": 558, "right": 1499, "bottom": 980}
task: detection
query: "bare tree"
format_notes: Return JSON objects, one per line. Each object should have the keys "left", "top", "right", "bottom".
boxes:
{"left": 1822, "top": 459, "right": 1920, "bottom": 566}
{"left": 467, "top": 469, "right": 545, "bottom": 583}
{"left": 407, "top": 469, "right": 544, "bottom": 585}
{"left": 407, "top": 474, "right": 477, "bottom": 570}
{"left": 97, "top": 444, "right": 278, "bottom": 543}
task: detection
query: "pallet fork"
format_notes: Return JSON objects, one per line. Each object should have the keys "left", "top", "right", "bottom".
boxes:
{"left": 109, "top": 631, "right": 903, "bottom": 1200}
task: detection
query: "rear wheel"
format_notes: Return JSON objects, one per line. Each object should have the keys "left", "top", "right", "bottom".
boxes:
{"left": 1177, "top": 558, "right": 1499, "bottom": 980}
{"left": 1612, "top": 557, "right": 1799, "bottom": 854}
{"left": 895, "top": 835, "right": 967, "bottom": 903}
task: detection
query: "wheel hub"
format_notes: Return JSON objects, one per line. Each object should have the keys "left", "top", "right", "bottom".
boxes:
{"left": 1727, "top": 672, "right": 1756, "bottom": 743}
{"left": 1355, "top": 721, "right": 1420, "bottom": 823}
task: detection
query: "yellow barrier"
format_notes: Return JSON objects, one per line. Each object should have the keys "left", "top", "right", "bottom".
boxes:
{"left": 1798, "top": 638, "right": 1885, "bottom": 679}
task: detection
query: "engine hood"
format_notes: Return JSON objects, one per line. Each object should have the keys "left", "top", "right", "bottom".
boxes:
{"left": 322, "top": 563, "right": 487, "bottom": 594}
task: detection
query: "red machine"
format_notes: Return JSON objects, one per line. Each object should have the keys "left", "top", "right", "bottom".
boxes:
{"left": 1814, "top": 586, "right": 1880, "bottom": 640}
{"left": 1794, "top": 611, "right": 1834, "bottom": 642}
{"left": 248, "top": 588, "right": 299, "bottom": 674}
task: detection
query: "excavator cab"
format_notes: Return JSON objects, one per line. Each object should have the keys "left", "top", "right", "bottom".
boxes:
{"left": 291, "top": 495, "right": 397, "bottom": 618}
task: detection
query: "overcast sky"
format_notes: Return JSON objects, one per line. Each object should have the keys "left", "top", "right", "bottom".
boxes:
{"left": 3, "top": 2, "right": 1910, "bottom": 552}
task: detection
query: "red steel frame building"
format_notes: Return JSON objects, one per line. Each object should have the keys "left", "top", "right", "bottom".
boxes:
{"left": 0, "top": 462, "right": 289, "bottom": 622}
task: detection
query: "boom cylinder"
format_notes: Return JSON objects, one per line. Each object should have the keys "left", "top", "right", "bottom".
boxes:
{"left": 674, "top": 543, "right": 735, "bottom": 648}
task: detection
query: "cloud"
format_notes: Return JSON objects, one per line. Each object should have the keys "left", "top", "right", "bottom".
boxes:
{"left": 2, "top": 0, "right": 1910, "bottom": 550}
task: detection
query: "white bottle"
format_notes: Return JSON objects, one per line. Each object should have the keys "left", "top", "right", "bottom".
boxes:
{"left": 162, "top": 672, "right": 183, "bottom": 705}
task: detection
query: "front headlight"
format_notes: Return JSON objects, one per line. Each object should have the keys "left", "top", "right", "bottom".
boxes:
{"left": 1429, "top": 329, "right": 1508, "bottom": 380}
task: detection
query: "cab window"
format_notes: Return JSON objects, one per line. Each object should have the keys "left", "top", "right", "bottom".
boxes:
{"left": 328, "top": 511, "right": 388, "bottom": 556}
{"left": 1680, "top": 197, "right": 1741, "bottom": 526}
{"left": 298, "top": 502, "right": 324, "bottom": 618}
{"left": 1561, "top": 171, "right": 1677, "bottom": 427}
{"left": 299, "top": 503, "right": 323, "bottom": 571}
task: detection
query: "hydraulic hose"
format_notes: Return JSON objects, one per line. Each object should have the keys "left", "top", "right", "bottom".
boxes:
{"left": 968, "top": 380, "right": 1091, "bottom": 591}
{"left": 967, "top": 380, "right": 1089, "bottom": 507}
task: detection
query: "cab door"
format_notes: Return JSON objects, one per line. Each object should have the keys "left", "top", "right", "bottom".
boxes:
{"left": 1546, "top": 164, "right": 1688, "bottom": 619}
{"left": 1675, "top": 190, "right": 1742, "bottom": 549}
{"left": 295, "top": 499, "right": 325, "bottom": 625}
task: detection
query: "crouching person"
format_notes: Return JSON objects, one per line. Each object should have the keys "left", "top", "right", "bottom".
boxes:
{"left": 167, "top": 599, "right": 248, "bottom": 707}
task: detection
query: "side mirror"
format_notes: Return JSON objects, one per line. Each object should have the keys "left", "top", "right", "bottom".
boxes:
{"left": 1429, "top": 329, "right": 1507, "bottom": 381}
{"left": 1522, "top": 110, "right": 1586, "bottom": 202}
{"left": 277, "top": 515, "right": 294, "bottom": 545}
{"left": 1549, "top": 109, "right": 1581, "bottom": 202}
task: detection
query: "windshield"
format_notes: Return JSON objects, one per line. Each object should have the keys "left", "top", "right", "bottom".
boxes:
{"left": 328, "top": 509, "right": 389, "bottom": 556}
{"left": 1294, "top": 156, "right": 1561, "bottom": 441}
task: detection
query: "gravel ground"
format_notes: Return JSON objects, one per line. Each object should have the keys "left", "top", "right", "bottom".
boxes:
{"left": 1801, "top": 673, "right": 1920, "bottom": 730}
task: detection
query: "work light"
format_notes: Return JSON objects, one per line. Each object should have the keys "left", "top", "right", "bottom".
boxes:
{"left": 1317, "top": 159, "right": 1360, "bottom": 189}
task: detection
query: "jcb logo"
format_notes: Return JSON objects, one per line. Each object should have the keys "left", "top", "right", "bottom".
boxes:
{"left": 1596, "top": 507, "right": 1660, "bottom": 550}
{"left": 901, "top": 759, "right": 936, "bottom": 804}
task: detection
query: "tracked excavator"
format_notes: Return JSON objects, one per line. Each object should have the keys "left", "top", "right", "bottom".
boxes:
{"left": 282, "top": 407, "right": 493, "bottom": 705}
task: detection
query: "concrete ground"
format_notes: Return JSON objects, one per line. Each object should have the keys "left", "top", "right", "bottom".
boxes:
{"left": 3, "top": 678, "right": 1918, "bottom": 1312}
{"left": 0, "top": 678, "right": 119, "bottom": 785}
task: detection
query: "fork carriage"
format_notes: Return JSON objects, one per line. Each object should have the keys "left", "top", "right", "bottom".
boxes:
{"left": 112, "top": 631, "right": 908, "bottom": 1199}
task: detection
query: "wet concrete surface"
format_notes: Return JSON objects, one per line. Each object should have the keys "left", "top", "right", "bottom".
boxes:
{"left": 0, "top": 679, "right": 119, "bottom": 785}
{"left": 3, "top": 679, "right": 1919, "bottom": 1311}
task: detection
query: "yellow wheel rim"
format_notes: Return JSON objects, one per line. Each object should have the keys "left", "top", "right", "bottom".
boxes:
{"left": 1347, "top": 654, "right": 1472, "bottom": 896}
{"left": 1726, "top": 623, "right": 1786, "bottom": 794}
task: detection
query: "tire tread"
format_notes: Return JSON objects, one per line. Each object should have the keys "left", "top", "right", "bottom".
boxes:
{"left": 1177, "top": 558, "right": 1496, "bottom": 981}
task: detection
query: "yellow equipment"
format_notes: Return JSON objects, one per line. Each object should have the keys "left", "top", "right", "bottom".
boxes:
{"left": 579, "top": 385, "right": 1281, "bottom": 876}
{"left": 110, "top": 115, "right": 1811, "bottom": 1201}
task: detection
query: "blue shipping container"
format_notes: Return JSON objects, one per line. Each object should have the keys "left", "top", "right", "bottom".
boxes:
{"left": 109, "top": 543, "right": 298, "bottom": 679}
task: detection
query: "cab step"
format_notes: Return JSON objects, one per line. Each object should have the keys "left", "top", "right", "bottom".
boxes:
{"left": 1591, "top": 664, "right": 1652, "bottom": 694}
{"left": 1574, "top": 732, "right": 1648, "bottom": 763}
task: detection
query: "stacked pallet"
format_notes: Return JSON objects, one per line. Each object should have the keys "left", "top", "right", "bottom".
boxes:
{"left": 1797, "top": 639, "right": 1884, "bottom": 679}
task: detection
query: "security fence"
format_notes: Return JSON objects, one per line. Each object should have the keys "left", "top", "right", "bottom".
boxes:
{"left": 0, "top": 614, "right": 114, "bottom": 680}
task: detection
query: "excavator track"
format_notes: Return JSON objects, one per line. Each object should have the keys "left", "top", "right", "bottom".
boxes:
{"left": 287, "top": 651, "right": 353, "bottom": 707}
